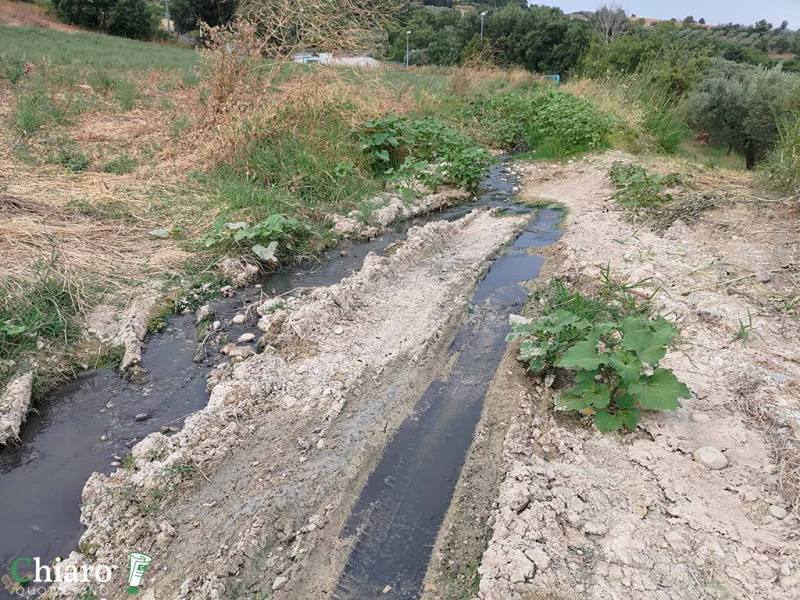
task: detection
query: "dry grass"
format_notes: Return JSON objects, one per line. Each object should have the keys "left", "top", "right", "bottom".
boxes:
{"left": 449, "top": 64, "right": 533, "bottom": 99}
{"left": 0, "top": 155, "right": 193, "bottom": 285}
{"left": 734, "top": 376, "right": 800, "bottom": 514}
{"left": 0, "top": 0, "right": 80, "bottom": 32}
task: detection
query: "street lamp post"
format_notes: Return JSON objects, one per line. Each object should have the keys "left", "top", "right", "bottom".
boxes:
{"left": 480, "top": 11, "right": 487, "bottom": 40}
{"left": 406, "top": 30, "right": 411, "bottom": 67}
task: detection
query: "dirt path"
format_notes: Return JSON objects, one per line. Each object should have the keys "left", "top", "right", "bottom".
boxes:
{"left": 49, "top": 208, "right": 528, "bottom": 599}
{"left": 476, "top": 154, "right": 800, "bottom": 599}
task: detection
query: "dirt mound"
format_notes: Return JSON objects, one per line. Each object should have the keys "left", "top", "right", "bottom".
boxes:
{"left": 51, "top": 208, "right": 527, "bottom": 599}
{"left": 0, "top": 0, "right": 80, "bottom": 31}
{"left": 477, "top": 155, "right": 800, "bottom": 599}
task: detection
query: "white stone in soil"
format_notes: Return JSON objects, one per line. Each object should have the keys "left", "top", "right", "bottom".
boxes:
{"left": 237, "top": 333, "right": 256, "bottom": 343}
{"left": 232, "top": 314, "right": 246, "bottom": 325}
{"left": 693, "top": 446, "right": 728, "bottom": 470}
{"left": 770, "top": 505, "right": 788, "bottom": 520}
{"left": 272, "top": 576, "right": 288, "bottom": 591}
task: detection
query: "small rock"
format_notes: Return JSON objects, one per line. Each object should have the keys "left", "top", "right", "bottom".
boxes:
{"left": 211, "top": 320, "right": 221, "bottom": 330}
{"left": 382, "top": 585, "right": 392, "bottom": 594}
{"left": 134, "top": 412, "right": 150, "bottom": 422}
{"left": 221, "top": 344, "right": 255, "bottom": 359}
{"left": 693, "top": 446, "right": 728, "bottom": 470}
{"left": 340, "top": 250, "right": 349, "bottom": 257}
{"left": 110, "top": 461, "right": 121, "bottom": 467}
{"left": 334, "top": 326, "right": 344, "bottom": 335}
{"left": 756, "top": 271, "right": 773, "bottom": 284}
{"left": 769, "top": 505, "right": 788, "bottom": 520}
{"left": 231, "top": 314, "right": 246, "bottom": 325}
{"left": 272, "top": 576, "right": 288, "bottom": 591}
{"left": 237, "top": 333, "right": 256, "bottom": 343}
{"left": 195, "top": 304, "right": 213, "bottom": 323}
{"left": 509, "top": 314, "right": 533, "bottom": 326}
{"left": 316, "top": 438, "right": 326, "bottom": 449}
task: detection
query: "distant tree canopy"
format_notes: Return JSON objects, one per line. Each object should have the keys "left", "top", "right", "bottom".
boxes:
{"left": 170, "top": 0, "right": 239, "bottom": 33}
{"left": 387, "top": 3, "right": 593, "bottom": 73}
{"left": 52, "top": 0, "right": 157, "bottom": 39}
{"left": 385, "top": 3, "right": 800, "bottom": 79}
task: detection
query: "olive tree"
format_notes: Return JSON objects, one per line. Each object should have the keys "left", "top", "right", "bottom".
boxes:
{"left": 686, "top": 58, "right": 799, "bottom": 169}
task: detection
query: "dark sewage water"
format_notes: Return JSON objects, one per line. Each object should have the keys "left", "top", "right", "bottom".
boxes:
{"left": 0, "top": 161, "right": 549, "bottom": 599}
{"left": 334, "top": 208, "right": 562, "bottom": 600}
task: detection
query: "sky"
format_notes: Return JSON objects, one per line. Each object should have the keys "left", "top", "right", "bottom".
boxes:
{"left": 532, "top": 1, "right": 800, "bottom": 28}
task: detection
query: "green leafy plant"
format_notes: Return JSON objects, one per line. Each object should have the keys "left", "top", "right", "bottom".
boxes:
{"left": 359, "top": 116, "right": 490, "bottom": 190}
{"left": 509, "top": 282, "right": 690, "bottom": 432}
{"left": 203, "top": 214, "right": 310, "bottom": 263}
{"left": 608, "top": 161, "right": 685, "bottom": 208}
{"left": 50, "top": 144, "right": 90, "bottom": 172}
{"left": 464, "top": 86, "right": 613, "bottom": 157}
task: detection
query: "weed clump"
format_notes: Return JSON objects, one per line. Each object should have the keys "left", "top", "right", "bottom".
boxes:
{"left": 608, "top": 161, "right": 715, "bottom": 230}
{"left": 509, "top": 278, "right": 690, "bottom": 433}
{"left": 102, "top": 155, "right": 137, "bottom": 174}
{"left": 360, "top": 116, "right": 490, "bottom": 190}
{"left": 51, "top": 144, "right": 91, "bottom": 172}
{"left": 464, "top": 86, "right": 613, "bottom": 157}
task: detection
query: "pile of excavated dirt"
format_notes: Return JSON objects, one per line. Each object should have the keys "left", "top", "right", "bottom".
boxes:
{"left": 50, "top": 208, "right": 528, "bottom": 599}
{"left": 331, "top": 187, "right": 473, "bottom": 239}
{"left": 476, "top": 154, "right": 800, "bottom": 599}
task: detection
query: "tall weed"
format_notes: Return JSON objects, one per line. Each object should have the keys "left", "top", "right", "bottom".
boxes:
{"left": 464, "top": 86, "right": 613, "bottom": 157}
{"left": 761, "top": 116, "right": 800, "bottom": 196}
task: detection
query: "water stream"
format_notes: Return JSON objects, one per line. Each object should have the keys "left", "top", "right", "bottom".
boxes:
{"left": 333, "top": 208, "right": 562, "bottom": 599}
{"left": 0, "top": 162, "right": 523, "bottom": 598}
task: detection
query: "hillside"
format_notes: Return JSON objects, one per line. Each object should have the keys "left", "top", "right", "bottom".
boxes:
{"left": 0, "top": 0, "right": 79, "bottom": 31}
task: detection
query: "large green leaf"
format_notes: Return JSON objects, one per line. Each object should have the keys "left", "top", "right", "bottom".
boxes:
{"left": 593, "top": 410, "right": 624, "bottom": 432}
{"left": 556, "top": 340, "right": 608, "bottom": 370}
{"left": 607, "top": 350, "right": 643, "bottom": 385}
{"left": 620, "top": 317, "right": 677, "bottom": 365}
{"left": 628, "top": 368, "right": 690, "bottom": 410}
{"left": 558, "top": 380, "right": 610, "bottom": 411}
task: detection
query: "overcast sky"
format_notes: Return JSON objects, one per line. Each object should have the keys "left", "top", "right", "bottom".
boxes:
{"left": 533, "top": 1, "right": 800, "bottom": 28}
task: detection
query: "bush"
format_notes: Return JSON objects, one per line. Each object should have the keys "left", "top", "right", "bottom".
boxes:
{"left": 53, "top": 0, "right": 157, "bottom": 40}
{"left": 761, "top": 116, "right": 800, "bottom": 195}
{"left": 170, "top": 0, "right": 238, "bottom": 34}
{"left": 685, "top": 58, "right": 800, "bottom": 169}
{"left": 509, "top": 279, "right": 690, "bottom": 433}
{"left": 466, "top": 86, "right": 612, "bottom": 157}
{"left": 360, "top": 116, "right": 490, "bottom": 190}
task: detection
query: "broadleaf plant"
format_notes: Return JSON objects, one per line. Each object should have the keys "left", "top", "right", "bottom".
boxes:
{"left": 509, "top": 283, "right": 690, "bottom": 433}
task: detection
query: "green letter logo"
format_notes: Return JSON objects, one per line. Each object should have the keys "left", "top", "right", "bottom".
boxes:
{"left": 127, "top": 552, "right": 152, "bottom": 594}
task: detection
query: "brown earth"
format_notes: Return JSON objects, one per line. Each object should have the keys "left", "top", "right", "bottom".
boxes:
{"left": 0, "top": 0, "right": 80, "bottom": 31}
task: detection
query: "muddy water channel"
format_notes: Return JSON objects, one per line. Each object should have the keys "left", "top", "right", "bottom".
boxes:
{"left": 334, "top": 208, "right": 562, "bottom": 600}
{"left": 0, "top": 162, "right": 526, "bottom": 597}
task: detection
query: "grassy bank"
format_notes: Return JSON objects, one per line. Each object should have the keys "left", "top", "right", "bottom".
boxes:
{"left": 0, "top": 22, "right": 767, "bottom": 396}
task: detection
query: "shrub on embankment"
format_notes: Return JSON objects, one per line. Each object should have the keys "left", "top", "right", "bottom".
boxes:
{"left": 462, "top": 85, "right": 613, "bottom": 158}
